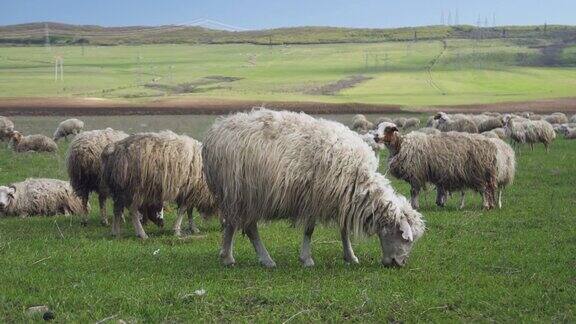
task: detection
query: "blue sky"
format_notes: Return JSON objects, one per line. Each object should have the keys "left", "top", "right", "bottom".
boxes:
{"left": 1, "top": 0, "right": 574, "bottom": 29}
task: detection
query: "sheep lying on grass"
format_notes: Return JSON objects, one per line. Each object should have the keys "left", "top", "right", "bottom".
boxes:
{"left": 54, "top": 118, "right": 84, "bottom": 141}
{"left": 558, "top": 125, "right": 576, "bottom": 139}
{"left": 67, "top": 128, "right": 129, "bottom": 225}
{"left": 351, "top": 114, "right": 373, "bottom": 134}
{"left": 544, "top": 113, "right": 568, "bottom": 125}
{"left": 503, "top": 115, "right": 555, "bottom": 151}
{"left": 0, "top": 178, "right": 87, "bottom": 217}
{"left": 9, "top": 131, "right": 58, "bottom": 153}
{"left": 0, "top": 116, "right": 14, "bottom": 141}
{"left": 377, "top": 127, "right": 499, "bottom": 210}
{"left": 102, "top": 131, "right": 217, "bottom": 239}
{"left": 203, "top": 109, "right": 425, "bottom": 268}
{"left": 434, "top": 112, "right": 478, "bottom": 133}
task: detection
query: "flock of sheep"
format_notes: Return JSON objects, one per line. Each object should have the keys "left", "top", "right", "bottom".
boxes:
{"left": 0, "top": 108, "right": 573, "bottom": 268}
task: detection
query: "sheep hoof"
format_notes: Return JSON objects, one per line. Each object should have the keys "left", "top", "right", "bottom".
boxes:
{"left": 222, "top": 257, "right": 236, "bottom": 267}
{"left": 344, "top": 256, "right": 359, "bottom": 265}
{"left": 300, "top": 257, "right": 315, "bottom": 267}
{"left": 260, "top": 259, "right": 277, "bottom": 268}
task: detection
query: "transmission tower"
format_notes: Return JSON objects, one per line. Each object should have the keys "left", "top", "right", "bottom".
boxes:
{"left": 44, "top": 23, "right": 51, "bottom": 51}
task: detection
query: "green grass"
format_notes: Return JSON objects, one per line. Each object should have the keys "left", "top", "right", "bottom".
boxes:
{"left": 0, "top": 119, "right": 574, "bottom": 322}
{"left": 2, "top": 39, "right": 576, "bottom": 106}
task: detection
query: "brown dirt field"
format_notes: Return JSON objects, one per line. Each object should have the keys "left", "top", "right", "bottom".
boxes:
{"left": 0, "top": 97, "right": 575, "bottom": 116}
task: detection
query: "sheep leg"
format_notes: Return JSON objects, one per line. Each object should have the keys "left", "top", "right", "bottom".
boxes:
{"left": 341, "top": 228, "right": 359, "bottom": 264}
{"left": 111, "top": 203, "right": 123, "bottom": 238}
{"left": 498, "top": 189, "right": 503, "bottom": 209}
{"left": 245, "top": 222, "right": 276, "bottom": 268}
{"left": 409, "top": 186, "right": 420, "bottom": 210}
{"left": 299, "top": 224, "right": 315, "bottom": 267}
{"left": 173, "top": 207, "right": 186, "bottom": 237}
{"left": 80, "top": 194, "right": 89, "bottom": 226}
{"left": 129, "top": 205, "right": 148, "bottom": 239}
{"left": 220, "top": 222, "right": 236, "bottom": 266}
{"left": 186, "top": 209, "right": 201, "bottom": 234}
{"left": 98, "top": 194, "right": 108, "bottom": 226}
{"left": 459, "top": 191, "right": 466, "bottom": 209}
{"left": 435, "top": 187, "right": 446, "bottom": 207}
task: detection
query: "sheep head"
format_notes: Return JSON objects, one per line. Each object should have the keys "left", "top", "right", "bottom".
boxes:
{"left": 378, "top": 218, "right": 416, "bottom": 267}
{"left": 433, "top": 112, "right": 449, "bottom": 122}
{"left": 0, "top": 186, "right": 16, "bottom": 211}
{"left": 8, "top": 131, "right": 22, "bottom": 143}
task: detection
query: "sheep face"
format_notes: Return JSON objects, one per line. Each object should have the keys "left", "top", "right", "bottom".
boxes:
{"left": 433, "top": 112, "right": 448, "bottom": 122}
{"left": 0, "top": 186, "right": 15, "bottom": 211}
{"left": 378, "top": 219, "right": 414, "bottom": 267}
{"left": 374, "top": 125, "right": 400, "bottom": 153}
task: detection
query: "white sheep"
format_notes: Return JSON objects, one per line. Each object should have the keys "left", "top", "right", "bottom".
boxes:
{"left": 102, "top": 131, "right": 217, "bottom": 239}
{"left": 377, "top": 126, "right": 499, "bottom": 210}
{"left": 202, "top": 109, "right": 425, "bottom": 268}
{"left": 434, "top": 112, "right": 479, "bottom": 133}
{"left": 503, "top": 115, "right": 555, "bottom": 151}
{"left": 9, "top": 131, "right": 58, "bottom": 153}
{"left": 0, "top": 178, "right": 87, "bottom": 217}
{"left": 54, "top": 118, "right": 84, "bottom": 141}
{"left": 0, "top": 116, "right": 14, "bottom": 141}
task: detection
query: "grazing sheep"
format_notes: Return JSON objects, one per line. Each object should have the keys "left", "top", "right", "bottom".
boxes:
{"left": 457, "top": 137, "right": 516, "bottom": 209}
{"left": 9, "top": 131, "right": 58, "bottom": 153}
{"left": 376, "top": 127, "right": 498, "bottom": 210}
{"left": 412, "top": 127, "right": 441, "bottom": 135}
{"left": 544, "top": 113, "right": 568, "bottom": 125}
{"left": 481, "top": 131, "right": 500, "bottom": 139}
{"left": 503, "top": 115, "right": 555, "bottom": 151}
{"left": 202, "top": 109, "right": 425, "bottom": 268}
{"left": 558, "top": 125, "right": 576, "bottom": 139}
{"left": 404, "top": 117, "right": 421, "bottom": 128}
{"left": 375, "top": 116, "right": 393, "bottom": 129}
{"left": 0, "top": 116, "right": 14, "bottom": 141}
{"left": 477, "top": 117, "right": 504, "bottom": 133}
{"left": 102, "top": 131, "right": 217, "bottom": 239}
{"left": 0, "top": 178, "right": 87, "bottom": 217}
{"left": 66, "top": 128, "right": 129, "bottom": 225}
{"left": 351, "top": 114, "right": 373, "bottom": 134}
{"left": 434, "top": 112, "right": 478, "bottom": 133}
{"left": 393, "top": 117, "right": 407, "bottom": 128}
{"left": 53, "top": 118, "right": 84, "bottom": 141}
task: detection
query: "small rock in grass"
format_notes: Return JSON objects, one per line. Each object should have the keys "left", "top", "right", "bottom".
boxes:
{"left": 43, "top": 311, "right": 55, "bottom": 321}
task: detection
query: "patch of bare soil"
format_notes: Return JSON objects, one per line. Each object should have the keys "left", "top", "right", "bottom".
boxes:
{"left": 144, "top": 76, "right": 243, "bottom": 94}
{"left": 305, "top": 75, "right": 372, "bottom": 95}
{"left": 0, "top": 97, "right": 574, "bottom": 116}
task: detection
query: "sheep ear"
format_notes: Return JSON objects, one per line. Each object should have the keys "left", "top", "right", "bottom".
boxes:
{"left": 7, "top": 186, "right": 15, "bottom": 197}
{"left": 399, "top": 219, "right": 413, "bottom": 242}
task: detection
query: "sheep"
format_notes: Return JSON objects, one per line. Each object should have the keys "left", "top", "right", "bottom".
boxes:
{"left": 412, "top": 127, "right": 441, "bottom": 135}
{"left": 66, "top": 128, "right": 129, "bottom": 225}
{"left": 8, "top": 131, "right": 58, "bottom": 153}
{"left": 544, "top": 113, "right": 568, "bottom": 125}
{"left": 503, "top": 115, "right": 556, "bottom": 151}
{"left": 570, "top": 114, "right": 576, "bottom": 123}
{"left": 491, "top": 127, "right": 507, "bottom": 139}
{"left": 102, "top": 131, "right": 217, "bottom": 239}
{"left": 426, "top": 115, "right": 438, "bottom": 128}
{"left": 393, "top": 117, "right": 407, "bottom": 128}
{"left": 376, "top": 127, "right": 499, "bottom": 210}
{"left": 434, "top": 112, "right": 478, "bottom": 133}
{"left": 53, "top": 118, "right": 85, "bottom": 141}
{"left": 374, "top": 116, "right": 393, "bottom": 129}
{"left": 477, "top": 117, "right": 504, "bottom": 133}
{"left": 0, "top": 116, "right": 14, "bottom": 141}
{"left": 456, "top": 137, "right": 516, "bottom": 209}
{"left": 0, "top": 178, "right": 87, "bottom": 217}
{"left": 202, "top": 109, "right": 425, "bottom": 268}
{"left": 481, "top": 131, "right": 500, "bottom": 139}
{"left": 558, "top": 125, "right": 576, "bottom": 139}
{"left": 351, "top": 114, "right": 373, "bottom": 134}
{"left": 404, "top": 117, "right": 421, "bottom": 128}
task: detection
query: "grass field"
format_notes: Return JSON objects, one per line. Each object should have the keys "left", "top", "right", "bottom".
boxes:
{"left": 2, "top": 39, "right": 576, "bottom": 107}
{"left": 0, "top": 114, "right": 574, "bottom": 322}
